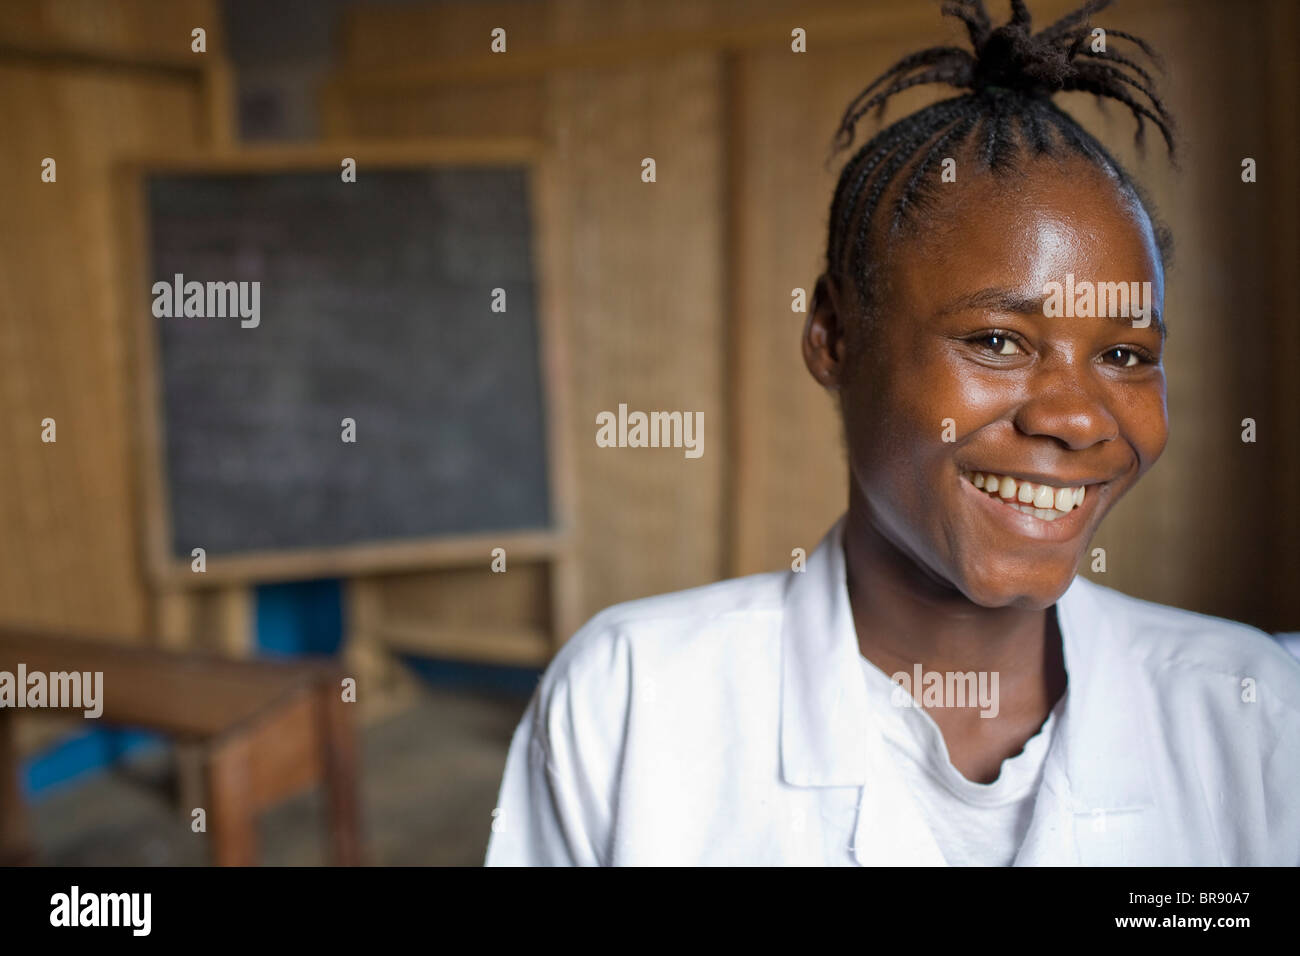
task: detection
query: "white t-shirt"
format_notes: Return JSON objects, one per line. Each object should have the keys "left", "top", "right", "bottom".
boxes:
{"left": 859, "top": 655, "right": 1065, "bottom": 866}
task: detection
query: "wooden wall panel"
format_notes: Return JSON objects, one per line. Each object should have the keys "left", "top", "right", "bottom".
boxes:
{"left": 0, "top": 0, "right": 221, "bottom": 641}
{"left": 728, "top": 48, "right": 849, "bottom": 577}
{"left": 324, "top": 0, "right": 546, "bottom": 139}
{"left": 545, "top": 1, "right": 729, "bottom": 618}
{"left": 323, "top": 79, "right": 546, "bottom": 140}
{"left": 0, "top": 0, "right": 223, "bottom": 62}
{"left": 339, "top": 0, "right": 545, "bottom": 68}
{"left": 547, "top": 53, "right": 727, "bottom": 618}
{"left": 1263, "top": 0, "right": 1300, "bottom": 629}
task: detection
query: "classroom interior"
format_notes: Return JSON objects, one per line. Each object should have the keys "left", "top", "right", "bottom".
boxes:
{"left": 1, "top": 0, "right": 1297, "bottom": 865}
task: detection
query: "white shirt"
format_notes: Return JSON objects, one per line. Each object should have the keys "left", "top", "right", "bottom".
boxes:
{"left": 485, "top": 515, "right": 1300, "bottom": 866}
{"left": 860, "top": 654, "right": 1062, "bottom": 865}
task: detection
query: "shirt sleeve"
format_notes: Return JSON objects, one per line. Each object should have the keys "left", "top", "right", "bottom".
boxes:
{"left": 1260, "top": 701, "right": 1300, "bottom": 865}
{"left": 483, "top": 688, "right": 610, "bottom": 867}
{"left": 484, "top": 612, "right": 632, "bottom": 866}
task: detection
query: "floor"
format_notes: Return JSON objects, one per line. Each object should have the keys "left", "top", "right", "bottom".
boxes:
{"left": 27, "top": 684, "right": 529, "bottom": 866}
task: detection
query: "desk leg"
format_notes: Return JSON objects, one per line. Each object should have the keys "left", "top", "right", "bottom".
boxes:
{"left": 319, "top": 686, "right": 362, "bottom": 866}
{"left": 0, "top": 710, "right": 34, "bottom": 865}
{"left": 208, "top": 735, "right": 257, "bottom": 866}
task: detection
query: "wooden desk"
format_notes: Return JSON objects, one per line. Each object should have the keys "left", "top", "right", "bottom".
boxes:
{"left": 0, "top": 629, "right": 361, "bottom": 866}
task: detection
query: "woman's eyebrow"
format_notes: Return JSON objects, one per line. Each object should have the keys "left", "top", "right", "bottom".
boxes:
{"left": 935, "top": 287, "right": 1045, "bottom": 316}
{"left": 935, "top": 286, "right": 1167, "bottom": 338}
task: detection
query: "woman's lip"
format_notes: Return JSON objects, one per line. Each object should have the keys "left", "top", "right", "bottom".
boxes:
{"left": 957, "top": 472, "right": 1099, "bottom": 542}
{"left": 959, "top": 468, "right": 1111, "bottom": 488}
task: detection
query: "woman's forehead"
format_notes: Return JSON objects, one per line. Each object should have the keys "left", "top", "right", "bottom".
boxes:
{"left": 881, "top": 156, "right": 1163, "bottom": 303}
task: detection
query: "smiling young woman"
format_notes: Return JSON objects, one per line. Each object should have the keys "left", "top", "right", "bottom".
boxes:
{"left": 486, "top": 0, "right": 1300, "bottom": 866}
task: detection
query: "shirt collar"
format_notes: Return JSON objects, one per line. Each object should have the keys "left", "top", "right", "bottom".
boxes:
{"left": 778, "top": 514, "right": 1155, "bottom": 812}
{"left": 779, "top": 514, "right": 870, "bottom": 787}
{"left": 1053, "top": 573, "right": 1157, "bottom": 812}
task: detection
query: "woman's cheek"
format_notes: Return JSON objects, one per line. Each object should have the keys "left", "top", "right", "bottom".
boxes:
{"left": 1121, "top": 378, "right": 1170, "bottom": 467}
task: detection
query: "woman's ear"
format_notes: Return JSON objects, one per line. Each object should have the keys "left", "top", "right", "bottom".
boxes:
{"left": 803, "top": 273, "right": 849, "bottom": 390}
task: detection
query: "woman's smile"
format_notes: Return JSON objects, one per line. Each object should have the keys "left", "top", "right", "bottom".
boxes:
{"left": 965, "top": 469, "right": 1085, "bottom": 519}
{"left": 955, "top": 469, "right": 1104, "bottom": 543}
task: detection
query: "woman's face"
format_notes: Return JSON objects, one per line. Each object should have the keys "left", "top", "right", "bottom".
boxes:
{"left": 809, "top": 154, "right": 1168, "bottom": 609}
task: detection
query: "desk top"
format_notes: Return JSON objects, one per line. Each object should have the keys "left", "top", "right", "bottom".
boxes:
{"left": 0, "top": 629, "right": 340, "bottom": 739}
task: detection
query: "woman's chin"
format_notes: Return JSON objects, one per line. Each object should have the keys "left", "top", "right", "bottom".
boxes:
{"left": 953, "top": 563, "right": 1078, "bottom": 610}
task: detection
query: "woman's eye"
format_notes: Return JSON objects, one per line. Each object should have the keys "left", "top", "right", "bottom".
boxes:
{"left": 1104, "top": 347, "right": 1142, "bottom": 368}
{"left": 981, "top": 334, "right": 1022, "bottom": 356}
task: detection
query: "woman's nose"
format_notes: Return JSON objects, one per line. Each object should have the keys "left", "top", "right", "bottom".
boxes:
{"left": 1012, "top": 363, "right": 1120, "bottom": 450}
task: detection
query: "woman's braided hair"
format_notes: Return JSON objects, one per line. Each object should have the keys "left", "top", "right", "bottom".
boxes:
{"left": 819, "top": 0, "right": 1176, "bottom": 324}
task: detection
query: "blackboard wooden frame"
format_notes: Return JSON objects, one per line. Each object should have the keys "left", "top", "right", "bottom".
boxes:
{"left": 116, "top": 141, "right": 577, "bottom": 630}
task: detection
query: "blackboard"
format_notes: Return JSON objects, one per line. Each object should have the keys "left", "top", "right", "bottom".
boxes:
{"left": 141, "top": 164, "right": 553, "bottom": 567}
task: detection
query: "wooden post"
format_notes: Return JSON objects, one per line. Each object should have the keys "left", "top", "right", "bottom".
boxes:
{"left": 344, "top": 578, "right": 419, "bottom": 725}
{"left": 207, "top": 733, "right": 257, "bottom": 866}
{"left": 317, "top": 681, "right": 363, "bottom": 865}
{"left": 211, "top": 584, "right": 252, "bottom": 658}
{"left": 0, "top": 710, "right": 34, "bottom": 865}
{"left": 153, "top": 588, "right": 197, "bottom": 650}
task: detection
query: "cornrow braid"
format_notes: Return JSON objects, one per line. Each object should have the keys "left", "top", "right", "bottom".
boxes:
{"left": 818, "top": 0, "right": 1176, "bottom": 325}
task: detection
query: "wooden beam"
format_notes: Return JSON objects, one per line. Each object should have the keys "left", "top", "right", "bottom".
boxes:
{"left": 377, "top": 621, "right": 550, "bottom": 667}
{"left": 325, "top": 4, "right": 937, "bottom": 94}
{"left": 0, "top": 40, "right": 206, "bottom": 78}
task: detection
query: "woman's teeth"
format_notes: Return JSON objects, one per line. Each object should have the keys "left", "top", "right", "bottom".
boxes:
{"left": 963, "top": 470, "right": 1085, "bottom": 522}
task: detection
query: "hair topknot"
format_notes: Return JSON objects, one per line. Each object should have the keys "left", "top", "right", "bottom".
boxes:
{"left": 817, "top": 0, "right": 1177, "bottom": 326}
{"left": 832, "top": 0, "right": 1174, "bottom": 156}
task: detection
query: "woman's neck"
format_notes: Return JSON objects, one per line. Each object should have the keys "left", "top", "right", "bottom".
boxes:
{"left": 843, "top": 492, "right": 1067, "bottom": 726}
